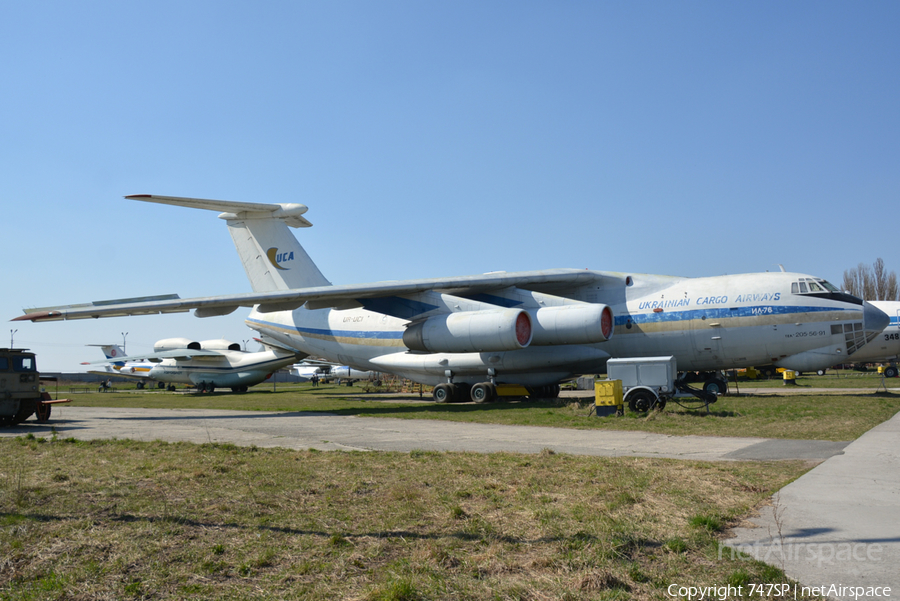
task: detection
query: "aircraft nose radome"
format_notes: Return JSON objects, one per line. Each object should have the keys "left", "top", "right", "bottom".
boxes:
{"left": 864, "top": 301, "right": 890, "bottom": 335}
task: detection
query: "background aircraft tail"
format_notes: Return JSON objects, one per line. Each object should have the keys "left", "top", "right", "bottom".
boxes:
{"left": 88, "top": 344, "right": 127, "bottom": 366}
{"left": 127, "top": 195, "right": 331, "bottom": 292}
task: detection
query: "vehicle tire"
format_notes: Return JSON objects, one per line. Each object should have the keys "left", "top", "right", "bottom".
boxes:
{"left": 433, "top": 383, "right": 452, "bottom": 403}
{"left": 885, "top": 366, "right": 899, "bottom": 378}
{"left": 817, "top": 369, "right": 826, "bottom": 376}
{"left": 35, "top": 403, "right": 51, "bottom": 422}
{"left": 471, "top": 382, "right": 495, "bottom": 403}
{"left": 627, "top": 390, "right": 655, "bottom": 413}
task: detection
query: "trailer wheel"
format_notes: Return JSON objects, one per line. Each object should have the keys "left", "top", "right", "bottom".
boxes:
{"left": 703, "top": 378, "right": 727, "bottom": 396}
{"left": 627, "top": 390, "right": 655, "bottom": 413}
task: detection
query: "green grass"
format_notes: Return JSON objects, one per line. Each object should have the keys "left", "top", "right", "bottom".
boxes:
{"left": 57, "top": 379, "right": 900, "bottom": 441}
{"left": 0, "top": 436, "right": 826, "bottom": 600}
{"left": 732, "top": 368, "right": 898, "bottom": 389}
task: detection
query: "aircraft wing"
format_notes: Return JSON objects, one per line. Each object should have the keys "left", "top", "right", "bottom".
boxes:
{"left": 87, "top": 349, "right": 226, "bottom": 363}
{"left": 87, "top": 369, "right": 150, "bottom": 380}
{"left": 15, "top": 269, "right": 625, "bottom": 322}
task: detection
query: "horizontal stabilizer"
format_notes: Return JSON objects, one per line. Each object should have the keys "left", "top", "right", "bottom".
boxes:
{"left": 126, "top": 195, "right": 314, "bottom": 228}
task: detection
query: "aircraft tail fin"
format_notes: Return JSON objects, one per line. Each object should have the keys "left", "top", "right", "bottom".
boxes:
{"left": 126, "top": 195, "right": 332, "bottom": 292}
{"left": 88, "top": 344, "right": 127, "bottom": 366}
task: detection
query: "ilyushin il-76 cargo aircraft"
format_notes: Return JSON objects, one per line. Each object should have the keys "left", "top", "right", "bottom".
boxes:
{"left": 15, "top": 195, "right": 889, "bottom": 404}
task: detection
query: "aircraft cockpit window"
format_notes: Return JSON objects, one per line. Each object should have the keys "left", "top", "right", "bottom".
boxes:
{"left": 791, "top": 278, "right": 862, "bottom": 305}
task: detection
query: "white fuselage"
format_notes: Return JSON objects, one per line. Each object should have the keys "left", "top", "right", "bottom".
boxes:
{"left": 147, "top": 349, "right": 296, "bottom": 388}
{"left": 246, "top": 271, "right": 886, "bottom": 387}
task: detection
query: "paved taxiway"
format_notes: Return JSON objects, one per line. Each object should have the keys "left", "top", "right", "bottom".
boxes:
{"left": 1, "top": 405, "right": 848, "bottom": 461}
{"left": 725, "top": 409, "right": 900, "bottom": 600}
{"left": 2, "top": 404, "right": 897, "bottom": 597}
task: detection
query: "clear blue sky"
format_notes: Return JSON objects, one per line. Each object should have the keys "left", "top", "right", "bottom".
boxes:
{"left": 3, "top": 1, "right": 898, "bottom": 371}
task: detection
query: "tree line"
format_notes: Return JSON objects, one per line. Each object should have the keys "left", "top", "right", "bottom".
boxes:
{"left": 842, "top": 258, "right": 899, "bottom": 301}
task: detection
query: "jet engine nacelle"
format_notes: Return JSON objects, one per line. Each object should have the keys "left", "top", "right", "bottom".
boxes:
{"left": 403, "top": 309, "right": 532, "bottom": 353}
{"left": 200, "top": 339, "right": 242, "bottom": 351}
{"left": 153, "top": 338, "right": 242, "bottom": 352}
{"left": 154, "top": 337, "right": 201, "bottom": 352}
{"left": 528, "top": 304, "right": 614, "bottom": 345}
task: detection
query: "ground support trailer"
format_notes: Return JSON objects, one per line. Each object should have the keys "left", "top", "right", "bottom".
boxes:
{"left": 606, "top": 356, "right": 719, "bottom": 413}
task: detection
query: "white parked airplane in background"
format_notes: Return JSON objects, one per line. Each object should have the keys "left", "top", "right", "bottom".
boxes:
{"left": 841, "top": 300, "right": 900, "bottom": 377}
{"left": 87, "top": 337, "right": 302, "bottom": 392}
{"left": 16, "top": 195, "right": 890, "bottom": 403}
{"left": 84, "top": 344, "right": 159, "bottom": 387}
{"left": 290, "top": 360, "right": 376, "bottom": 383}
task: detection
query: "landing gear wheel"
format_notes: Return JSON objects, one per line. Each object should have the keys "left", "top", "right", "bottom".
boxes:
{"left": 433, "top": 383, "right": 453, "bottom": 403}
{"left": 627, "top": 390, "right": 655, "bottom": 413}
{"left": 885, "top": 366, "right": 899, "bottom": 378}
{"left": 470, "top": 382, "right": 495, "bottom": 403}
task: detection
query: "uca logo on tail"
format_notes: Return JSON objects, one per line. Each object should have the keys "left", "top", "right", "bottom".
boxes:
{"left": 266, "top": 247, "right": 294, "bottom": 270}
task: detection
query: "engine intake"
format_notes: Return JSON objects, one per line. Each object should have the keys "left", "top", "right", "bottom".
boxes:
{"left": 403, "top": 309, "right": 532, "bottom": 353}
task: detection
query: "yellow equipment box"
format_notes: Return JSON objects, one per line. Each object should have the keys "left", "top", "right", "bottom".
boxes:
{"left": 595, "top": 379, "right": 624, "bottom": 406}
